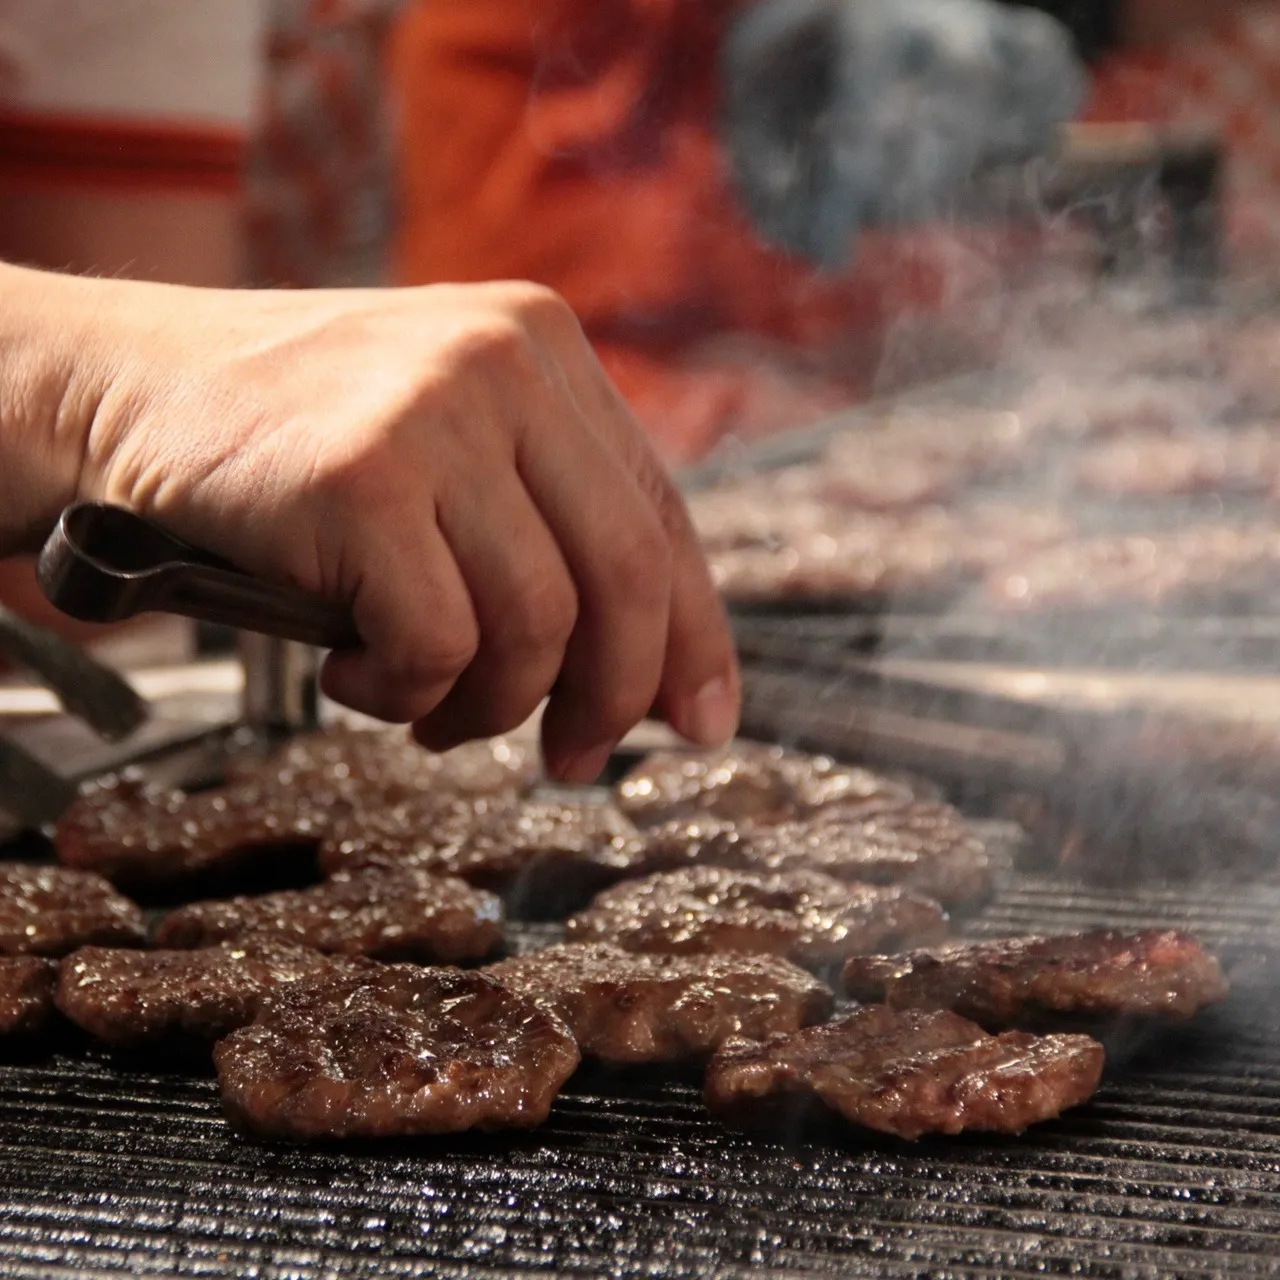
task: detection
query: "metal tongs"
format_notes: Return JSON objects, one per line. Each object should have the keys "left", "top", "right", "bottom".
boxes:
{"left": 37, "top": 503, "right": 360, "bottom": 650}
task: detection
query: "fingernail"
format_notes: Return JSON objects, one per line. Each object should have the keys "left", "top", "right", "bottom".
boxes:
{"left": 553, "top": 741, "right": 617, "bottom": 787}
{"left": 684, "top": 676, "right": 739, "bottom": 747}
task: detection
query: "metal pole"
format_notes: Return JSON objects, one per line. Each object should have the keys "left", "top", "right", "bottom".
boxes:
{"left": 238, "top": 635, "right": 321, "bottom": 735}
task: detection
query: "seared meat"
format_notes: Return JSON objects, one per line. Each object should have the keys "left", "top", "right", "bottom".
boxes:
{"left": 54, "top": 772, "right": 325, "bottom": 893}
{"left": 0, "top": 957, "right": 56, "bottom": 1039}
{"left": 639, "top": 802, "right": 992, "bottom": 908}
{"left": 615, "top": 745, "right": 913, "bottom": 829}
{"left": 564, "top": 866, "right": 947, "bottom": 971}
{"left": 214, "top": 966, "right": 579, "bottom": 1139}
{"left": 56, "top": 943, "right": 376, "bottom": 1049}
{"left": 0, "top": 864, "right": 145, "bottom": 955}
{"left": 228, "top": 727, "right": 535, "bottom": 800}
{"left": 842, "top": 930, "right": 1228, "bottom": 1030}
{"left": 704, "top": 1006, "right": 1104, "bottom": 1139}
{"left": 318, "top": 796, "right": 646, "bottom": 916}
{"left": 486, "top": 943, "right": 833, "bottom": 1064}
{"left": 153, "top": 868, "right": 503, "bottom": 963}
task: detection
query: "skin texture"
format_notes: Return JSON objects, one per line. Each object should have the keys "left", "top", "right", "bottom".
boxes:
{"left": 0, "top": 263, "right": 739, "bottom": 781}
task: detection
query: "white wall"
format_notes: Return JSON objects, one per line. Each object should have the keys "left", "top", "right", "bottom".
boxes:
{"left": 0, "top": 0, "right": 265, "bottom": 125}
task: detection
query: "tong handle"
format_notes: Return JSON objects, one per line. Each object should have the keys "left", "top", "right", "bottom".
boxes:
{"left": 37, "top": 503, "right": 360, "bottom": 651}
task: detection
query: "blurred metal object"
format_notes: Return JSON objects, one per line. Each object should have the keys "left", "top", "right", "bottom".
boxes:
{"left": 238, "top": 635, "right": 321, "bottom": 735}
{"left": 38, "top": 503, "right": 359, "bottom": 650}
{"left": 0, "top": 604, "right": 147, "bottom": 741}
{"left": 0, "top": 737, "right": 79, "bottom": 831}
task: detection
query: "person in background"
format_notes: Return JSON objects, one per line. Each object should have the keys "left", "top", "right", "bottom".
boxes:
{"left": 389, "top": 0, "right": 1258, "bottom": 464}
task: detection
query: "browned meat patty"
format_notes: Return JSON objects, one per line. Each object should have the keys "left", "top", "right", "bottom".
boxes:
{"left": 0, "top": 957, "right": 57, "bottom": 1039}
{"left": 564, "top": 867, "right": 947, "bottom": 971}
{"left": 56, "top": 943, "right": 377, "bottom": 1048}
{"left": 486, "top": 943, "right": 833, "bottom": 1064}
{"left": 639, "top": 802, "right": 992, "bottom": 909}
{"left": 704, "top": 1006, "right": 1104, "bottom": 1139}
{"left": 153, "top": 868, "right": 503, "bottom": 963}
{"left": 318, "top": 796, "right": 646, "bottom": 916}
{"left": 54, "top": 772, "right": 326, "bottom": 893}
{"left": 228, "top": 727, "right": 536, "bottom": 800}
{"left": 214, "top": 965, "right": 580, "bottom": 1139}
{"left": 842, "top": 930, "right": 1228, "bottom": 1030}
{"left": 0, "top": 864, "right": 145, "bottom": 955}
{"left": 615, "top": 745, "right": 914, "bottom": 829}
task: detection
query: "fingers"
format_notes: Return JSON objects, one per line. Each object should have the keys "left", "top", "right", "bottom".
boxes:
{"left": 413, "top": 475, "right": 579, "bottom": 753}
{"left": 319, "top": 522, "right": 479, "bottom": 724}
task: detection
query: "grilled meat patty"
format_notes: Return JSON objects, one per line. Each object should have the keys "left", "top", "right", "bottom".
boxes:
{"left": 214, "top": 966, "right": 580, "bottom": 1139}
{"left": 154, "top": 868, "right": 503, "bottom": 963}
{"left": 615, "top": 745, "right": 914, "bottom": 829}
{"left": 842, "top": 930, "right": 1228, "bottom": 1030}
{"left": 704, "top": 1006, "right": 1104, "bottom": 1139}
{"left": 0, "top": 957, "right": 57, "bottom": 1039}
{"left": 565, "top": 866, "right": 947, "bottom": 971}
{"left": 638, "top": 802, "right": 992, "bottom": 909}
{"left": 318, "top": 796, "right": 645, "bottom": 915}
{"left": 54, "top": 772, "right": 327, "bottom": 893}
{"left": 0, "top": 863, "right": 145, "bottom": 955}
{"left": 486, "top": 943, "right": 833, "bottom": 1064}
{"left": 56, "top": 943, "right": 377, "bottom": 1049}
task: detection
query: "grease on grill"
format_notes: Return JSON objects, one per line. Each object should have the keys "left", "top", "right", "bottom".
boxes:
{"left": 842, "top": 929, "right": 1228, "bottom": 1030}
{"left": 214, "top": 965, "right": 580, "bottom": 1139}
{"left": 0, "top": 864, "right": 145, "bottom": 955}
{"left": 56, "top": 943, "right": 378, "bottom": 1049}
{"left": 486, "top": 942, "right": 833, "bottom": 1064}
{"left": 153, "top": 868, "right": 503, "bottom": 963}
{"left": 704, "top": 1006, "right": 1104, "bottom": 1139}
{"left": 565, "top": 866, "right": 948, "bottom": 970}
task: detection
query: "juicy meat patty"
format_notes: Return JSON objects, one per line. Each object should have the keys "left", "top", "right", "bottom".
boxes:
{"left": 704, "top": 1006, "right": 1104, "bottom": 1139}
{"left": 0, "top": 863, "right": 145, "bottom": 955}
{"left": 486, "top": 943, "right": 833, "bottom": 1064}
{"left": 842, "top": 930, "right": 1228, "bottom": 1030}
{"left": 564, "top": 866, "right": 948, "bottom": 970}
{"left": 153, "top": 868, "right": 503, "bottom": 963}
{"left": 318, "top": 796, "right": 646, "bottom": 915}
{"left": 214, "top": 965, "right": 580, "bottom": 1139}
{"left": 0, "top": 957, "right": 56, "bottom": 1039}
{"left": 56, "top": 943, "right": 376, "bottom": 1048}
{"left": 228, "top": 727, "right": 536, "bottom": 800}
{"left": 615, "top": 745, "right": 914, "bottom": 829}
{"left": 639, "top": 802, "right": 992, "bottom": 908}
{"left": 55, "top": 772, "right": 326, "bottom": 893}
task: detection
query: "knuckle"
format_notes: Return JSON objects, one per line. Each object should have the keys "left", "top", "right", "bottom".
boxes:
{"left": 591, "top": 679, "right": 655, "bottom": 738}
{"left": 604, "top": 520, "right": 671, "bottom": 601}
{"left": 503, "top": 573, "right": 578, "bottom": 654}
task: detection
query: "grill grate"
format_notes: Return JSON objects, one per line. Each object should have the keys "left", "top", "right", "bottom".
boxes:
{"left": 0, "top": 874, "right": 1275, "bottom": 1277}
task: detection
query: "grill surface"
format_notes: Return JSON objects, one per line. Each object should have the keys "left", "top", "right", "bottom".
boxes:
{"left": 0, "top": 870, "right": 1274, "bottom": 1278}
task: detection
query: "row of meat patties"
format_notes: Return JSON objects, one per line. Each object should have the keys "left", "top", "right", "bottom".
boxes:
{"left": 0, "top": 730, "right": 1228, "bottom": 1145}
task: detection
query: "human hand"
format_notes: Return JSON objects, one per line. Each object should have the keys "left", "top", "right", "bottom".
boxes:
{"left": 3, "top": 266, "right": 739, "bottom": 782}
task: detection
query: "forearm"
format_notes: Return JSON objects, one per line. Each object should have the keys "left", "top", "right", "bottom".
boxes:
{"left": 0, "top": 262, "right": 110, "bottom": 552}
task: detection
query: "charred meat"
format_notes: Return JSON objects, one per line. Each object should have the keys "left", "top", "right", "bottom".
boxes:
{"left": 564, "top": 866, "right": 947, "bottom": 971}
{"left": 842, "top": 930, "right": 1228, "bottom": 1030}
{"left": 318, "top": 796, "right": 646, "bottom": 916}
{"left": 486, "top": 943, "right": 833, "bottom": 1064}
{"left": 615, "top": 745, "right": 914, "bottom": 829}
{"left": 0, "top": 957, "right": 56, "bottom": 1039}
{"left": 704, "top": 1006, "right": 1104, "bottom": 1139}
{"left": 214, "top": 966, "right": 580, "bottom": 1139}
{"left": 639, "top": 802, "right": 992, "bottom": 909}
{"left": 56, "top": 943, "right": 377, "bottom": 1049}
{"left": 0, "top": 863, "right": 145, "bottom": 955}
{"left": 154, "top": 868, "right": 503, "bottom": 963}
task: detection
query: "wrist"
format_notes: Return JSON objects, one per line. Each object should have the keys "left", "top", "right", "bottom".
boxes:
{"left": 0, "top": 263, "right": 119, "bottom": 550}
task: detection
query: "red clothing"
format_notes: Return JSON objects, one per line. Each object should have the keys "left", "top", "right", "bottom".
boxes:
{"left": 390, "top": 1, "right": 1022, "bottom": 460}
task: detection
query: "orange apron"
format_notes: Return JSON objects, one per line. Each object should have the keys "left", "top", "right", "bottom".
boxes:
{"left": 389, "top": 0, "right": 1034, "bottom": 461}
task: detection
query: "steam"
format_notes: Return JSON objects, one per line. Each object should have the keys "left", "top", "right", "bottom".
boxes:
{"left": 720, "top": 0, "right": 1084, "bottom": 268}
